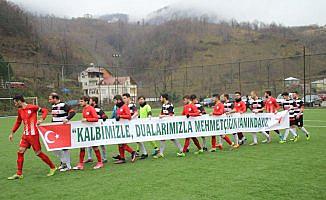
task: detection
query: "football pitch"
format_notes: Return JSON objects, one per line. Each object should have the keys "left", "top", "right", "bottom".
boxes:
{"left": 0, "top": 108, "right": 325, "bottom": 200}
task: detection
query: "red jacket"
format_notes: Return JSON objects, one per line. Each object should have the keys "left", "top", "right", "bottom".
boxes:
{"left": 234, "top": 101, "right": 247, "bottom": 113}
{"left": 117, "top": 104, "right": 131, "bottom": 120}
{"left": 82, "top": 105, "right": 98, "bottom": 122}
{"left": 212, "top": 102, "right": 224, "bottom": 116}
{"left": 182, "top": 103, "right": 201, "bottom": 117}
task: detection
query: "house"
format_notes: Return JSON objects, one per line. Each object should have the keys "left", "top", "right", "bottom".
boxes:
{"left": 284, "top": 77, "right": 300, "bottom": 87}
{"left": 78, "top": 67, "right": 137, "bottom": 104}
{"left": 311, "top": 78, "right": 326, "bottom": 92}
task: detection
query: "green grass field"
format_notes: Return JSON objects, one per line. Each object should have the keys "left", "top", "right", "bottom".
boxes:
{"left": 1, "top": 108, "right": 326, "bottom": 200}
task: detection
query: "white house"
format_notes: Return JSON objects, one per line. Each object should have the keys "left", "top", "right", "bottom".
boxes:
{"left": 78, "top": 67, "right": 137, "bottom": 103}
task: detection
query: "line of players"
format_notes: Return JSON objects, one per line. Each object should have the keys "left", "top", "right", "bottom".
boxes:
{"left": 7, "top": 90, "right": 310, "bottom": 180}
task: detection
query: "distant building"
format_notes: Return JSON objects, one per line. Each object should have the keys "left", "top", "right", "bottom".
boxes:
{"left": 284, "top": 77, "right": 300, "bottom": 87}
{"left": 311, "top": 78, "right": 326, "bottom": 92}
{"left": 78, "top": 67, "right": 137, "bottom": 104}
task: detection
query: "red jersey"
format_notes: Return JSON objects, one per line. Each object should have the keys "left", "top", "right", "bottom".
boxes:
{"left": 182, "top": 103, "right": 201, "bottom": 116}
{"left": 117, "top": 104, "right": 131, "bottom": 120}
{"left": 12, "top": 104, "right": 48, "bottom": 136}
{"left": 82, "top": 105, "right": 98, "bottom": 122}
{"left": 234, "top": 101, "right": 247, "bottom": 113}
{"left": 212, "top": 102, "right": 224, "bottom": 116}
{"left": 264, "top": 97, "right": 279, "bottom": 113}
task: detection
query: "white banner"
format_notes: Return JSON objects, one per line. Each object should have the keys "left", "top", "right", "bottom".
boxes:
{"left": 38, "top": 111, "right": 289, "bottom": 151}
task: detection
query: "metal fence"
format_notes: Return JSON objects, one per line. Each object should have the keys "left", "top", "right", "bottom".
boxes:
{"left": 0, "top": 51, "right": 325, "bottom": 115}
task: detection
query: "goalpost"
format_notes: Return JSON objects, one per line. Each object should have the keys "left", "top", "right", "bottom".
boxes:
{"left": 0, "top": 97, "right": 38, "bottom": 117}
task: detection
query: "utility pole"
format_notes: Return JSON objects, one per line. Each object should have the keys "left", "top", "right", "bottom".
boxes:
{"left": 303, "top": 46, "right": 306, "bottom": 99}
{"left": 112, "top": 53, "right": 121, "bottom": 96}
{"left": 238, "top": 61, "right": 241, "bottom": 93}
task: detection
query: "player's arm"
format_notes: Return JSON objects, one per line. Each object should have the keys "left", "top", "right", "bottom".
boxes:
{"left": 146, "top": 105, "right": 152, "bottom": 117}
{"left": 10, "top": 112, "right": 22, "bottom": 142}
{"left": 99, "top": 109, "right": 108, "bottom": 121}
{"left": 188, "top": 105, "right": 201, "bottom": 117}
{"left": 273, "top": 99, "right": 280, "bottom": 113}
{"left": 131, "top": 106, "right": 138, "bottom": 119}
{"left": 63, "top": 104, "right": 76, "bottom": 124}
{"left": 37, "top": 107, "right": 48, "bottom": 124}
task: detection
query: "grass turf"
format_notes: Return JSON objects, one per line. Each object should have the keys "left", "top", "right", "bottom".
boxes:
{"left": 0, "top": 108, "right": 325, "bottom": 200}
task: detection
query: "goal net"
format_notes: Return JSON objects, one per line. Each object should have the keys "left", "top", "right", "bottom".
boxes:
{"left": 0, "top": 97, "right": 38, "bottom": 117}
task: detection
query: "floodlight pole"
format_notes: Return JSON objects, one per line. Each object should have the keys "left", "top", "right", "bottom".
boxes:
{"left": 303, "top": 46, "right": 306, "bottom": 99}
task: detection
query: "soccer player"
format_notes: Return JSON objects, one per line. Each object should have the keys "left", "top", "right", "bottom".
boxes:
{"left": 221, "top": 94, "right": 239, "bottom": 148}
{"left": 153, "top": 94, "right": 183, "bottom": 159}
{"left": 292, "top": 91, "right": 310, "bottom": 140}
{"left": 192, "top": 95, "right": 208, "bottom": 151}
{"left": 260, "top": 90, "right": 282, "bottom": 140}
{"left": 225, "top": 92, "right": 247, "bottom": 147}
{"left": 210, "top": 94, "right": 234, "bottom": 152}
{"left": 112, "top": 95, "right": 137, "bottom": 164}
{"left": 48, "top": 93, "right": 76, "bottom": 172}
{"left": 138, "top": 96, "right": 159, "bottom": 159}
{"left": 73, "top": 96, "right": 103, "bottom": 170}
{"left": 250, "top": 91, "right": 271, "bottom": 145}
{"left": 84, "top": 97, "right": 108, "bottom": 163}
{"left": 8, "top": 95, "right": 57, "bottom": 180}
{"left": 177, "top": 95, "right": 203, "bottom": 157}
{"left": 279, "top": 92, "right": 298, "bottom": 143}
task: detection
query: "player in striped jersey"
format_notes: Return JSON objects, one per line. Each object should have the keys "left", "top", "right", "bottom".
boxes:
{"left": 279, "top": 92, "right": 298, "bottom": 143}
{"left": 84, "top": 97, "right": 108, "bottom": 163}
{"left": 8, "top": 95, "right": 57, "bottom": 180}
{"left": 153, "top": 94, "right": 183, "bottom": 159}
{"left": 222, "top": 94, "right": 239, "bottom": 148}
{"left": 249, "top": 91, "right": 271, "bottom": 145}
{"left": 192, "top": 95, "right": 208, "bottom": 151}
{"left": 48, "top": 93, "right": 76, "bottom": 172}
{"left": 138, "top": 96, "right": 159, "bottom": 159}
{"left": 292, "top": 91, "right": 310, "bottom": 140}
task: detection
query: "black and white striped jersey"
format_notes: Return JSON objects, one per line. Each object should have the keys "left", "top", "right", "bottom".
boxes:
{"left": 282, "top": 99, "right": 296, "bottom": 119}
{"left": 51, "top": 102, "right": 74, "bottom": 122}
{"left": 293, "top": 98, "right": 304, "bottom": 116}
{"left": 250, "top": 99, "right": 264, "bottom": 113}
{"left": 128, "top": 103, "right": 137, "bottom": 116}
{"left": 195, "top": 103, "right": 206, "bottom": 114}
{"left": 161, "top": 102, "right": 174, "bottom": 116}
{"left": 223, "top": 101, "right": 233, "bottom": 113}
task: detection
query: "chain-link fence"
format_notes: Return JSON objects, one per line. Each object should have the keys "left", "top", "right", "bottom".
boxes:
{"left": 1, "top": 52, "right": 325, "bottom": 115}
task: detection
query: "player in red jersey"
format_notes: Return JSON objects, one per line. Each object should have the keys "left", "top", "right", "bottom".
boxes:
{"left": 8, "top": 95, "right": 57, "bottom": 180}
{"left": 256, "top": 90, "right": 282, "bottom": 140}
{"left": 113, "top": 95, "right": 137, "bottom": 164}
{"left": 73, "top": 96, "right": 103, "bottom": 170}
{"left": 177, "top": 95, "right": 203, "bottom": 157}
{"left": 226, "top": 92, "right": 247, "bottom": 147}
{"left": 210, "top": 94, "right": 234, "bottom": 152}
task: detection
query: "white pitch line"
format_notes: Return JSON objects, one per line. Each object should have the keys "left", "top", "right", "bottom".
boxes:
{"left": 304, "top": 125, "right": 326, "bottom": 128}
{"left": 304, "top": 120, "right": 326, "bottom": 122}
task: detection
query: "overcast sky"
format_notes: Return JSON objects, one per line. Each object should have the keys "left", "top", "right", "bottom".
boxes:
{"left": 10, "top": 0, "right": 326, "bottom": 26}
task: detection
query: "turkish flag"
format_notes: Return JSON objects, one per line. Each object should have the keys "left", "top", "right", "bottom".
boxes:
{"left": 38, "top": 124, "right": 72, "bottom": 150}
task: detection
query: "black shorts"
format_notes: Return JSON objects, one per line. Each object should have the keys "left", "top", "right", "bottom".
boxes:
{"left": 295, "top": 115, "right": 304, "bottom": 127}
{"left": 290, "top": 119, "right": 296, "bottom": 126}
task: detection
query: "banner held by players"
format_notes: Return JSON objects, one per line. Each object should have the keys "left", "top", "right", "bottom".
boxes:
{"left": 38, "top": 111, "right": 289, "bottom": 151}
